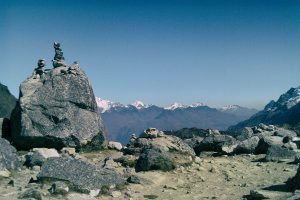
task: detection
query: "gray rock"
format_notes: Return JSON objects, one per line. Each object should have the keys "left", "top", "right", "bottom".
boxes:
{"left": 49, "top": 181, "right": 69, "bottom": 195}
{"left": 250, "top": 189, "right": 285, "bottom": 199}
{"left": 139, "top": 128, "right": 164, "bottom": 138}
{"left": 108, "top": 141, "right": 123, "bottom": 151}
{"left": 127, "top": 175, "right": 142, "bottom": 184}
{"left": 194, "top": 134, "right": 237, "bottom": 154}
{"left": 37, "top": 157, "right": 125, "bottom": 193}
{"left": 234, "top": 136, "right": 260, "bottom": 154}
{"left": 0, "top": 118, "right": 11, "bottom": 139}
{"left": 255, "top": 136, "right": 283, "bottom": 154}
{"left": 19, "top": 188, "right": 42, "bottom": 200}
{"left": 236, "top": 127, "right": 253, "bottom": 141}
{"left": 25, "top": 148, "right": 60, "bottom": 167}
{"left": 127, "top": 133, "right": 195, "bottom": 156}
{"left": 287, "top": 165, "right": 300, "bottom": 191}
{"left": 0, "top": 138, "right": 20, "bottom": 170}
{"left": 265, "top": 145, "right": 297, "bottom": 162}
{"left": 135, "top": 148, "right": 175, "bottom": 172}
{"left": 10, "top": 45, "right": 105, "bottom": 150}
{"left": 274, "top": 128, "right": 297, "bottom": 138}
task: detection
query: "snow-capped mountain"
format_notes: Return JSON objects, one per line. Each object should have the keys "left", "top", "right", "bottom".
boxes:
{"left": 96, "top": 98, "right": 150, "bottom": 113}
{"left": 229, "top": 86, "right": 300, "bottom": 130}
{"left": 165, "top": 102, "right": 188, "bottom": 110}
{"left": 131, "top": 100, "right": 149, "bottom": 109}
{"left": 96, "top": 97, "right": 257, "bottom": 143}
{"left": 96, "top": 98, "right": 207, "bottom": 113}
{"left": 165, "top": 102, "right": 206, "bottom": 110}
{"left": 219, "top": 105, "right": 241, "bottom": 112}
{"left": 267, "top": 86, "right": 300, "bottom": 110}
{"left": 95, "top": 98, "right": 125, "bottom": 113}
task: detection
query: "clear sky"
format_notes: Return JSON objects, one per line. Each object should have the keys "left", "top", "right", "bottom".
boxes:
{"left": 0, "top": 0, "right": 299, "bottom": 109}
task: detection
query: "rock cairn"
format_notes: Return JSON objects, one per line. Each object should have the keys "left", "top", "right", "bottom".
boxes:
{"left": 52, "top": 42, "right": 67, "bottom": 68}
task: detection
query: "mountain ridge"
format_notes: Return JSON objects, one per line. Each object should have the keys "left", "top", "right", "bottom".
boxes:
{"left": 229, "top": 86, "right": 300, "bottom": 130}
{"left": 97, "top": 97, "right": 258, "bottom": 143}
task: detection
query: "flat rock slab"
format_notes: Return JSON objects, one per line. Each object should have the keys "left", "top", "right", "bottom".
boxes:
{"left": 37, "top": 157, "right": 125, "bottom": 192}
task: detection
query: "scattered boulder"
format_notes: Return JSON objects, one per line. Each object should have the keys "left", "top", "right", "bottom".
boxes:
{"left": 49, "top": 181, "right": 70, "bottom": 195}
{"left": 135, "top": 148, "right": 175, "bottom": 172}
{"left": 0, "top": 168, "right": 11, "bottom": 178}
{"left": 265, "top": 145, "right": 297, "bottom": 162}
{"left": 10, "top": 43, "right": 105, "bottom": 150}
{"left": 127, "top": 175, "right": 142, "bottom": 184}
{"left": 0, "top": 137, "right": 20, "bottom": 170}
{"left": 61, "top": 147, "right": 76, "bottom": 156}
{"left": 255, "top": 136, "right": 283, "bottom": 154}
{"left": 126, "top": 129, "right": 195, "bottom": 157}
{"left": 194, "top": 134, "right": 237, "bottom": 154}
{"left": 274, "top": 128, "right": 297, "bottom": 138}
{"left": 139, "top": 128, "right": 164, "bottom": 138}
{"left": 19, "top": 188, "right": 42, "bottom": 200}
{"left": 108, "top": 141, "right": 123, "bottom": 151}
{"left": 236, "top": 127, "right": 253, "bottom": 141}
{"left": 234, "top": 136, "right": 260, "bottom": 154}
{"left": 25, "top": 148, "right": 60, "bottom": 167}
{"left": 102, "top": 157, "right": 119, "bottom": 169}
{"left": 37, "top": 156, "right": 125, "bottom": 193}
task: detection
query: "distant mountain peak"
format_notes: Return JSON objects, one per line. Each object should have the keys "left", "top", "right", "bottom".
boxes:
{"left": 165, "top": 102, "right": 206, "bottom": 110}
{"left": 190, "top": 102, "right": 206, "bottom": 108}
{"left": 264, "top": 86, "right": 300, "bottom": 111}
{"left": 131, "top": 100, "right": 148, "bottom": 109}
{"left": 165, "top": 102, "right": 187, "bottom": 110}
{"left": 95, "top": 97, "right": 125, "bottom": 113}
{"left": 220, "top": 105, "right": 241, "bottom": 111}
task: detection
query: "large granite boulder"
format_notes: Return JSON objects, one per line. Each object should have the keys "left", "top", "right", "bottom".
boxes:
{"left": 37, "top": 156, "right": 125, "bottom": 193}
{"left": 10, "top": 43, "right": 105, "bottom": 150}
{"left": 0, "top": 137, "right": 20, "bottom": 170}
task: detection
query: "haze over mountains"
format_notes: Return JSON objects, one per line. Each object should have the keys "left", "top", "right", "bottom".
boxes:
{"left": 96, "top": 97, "right": 258, "bottom": 143}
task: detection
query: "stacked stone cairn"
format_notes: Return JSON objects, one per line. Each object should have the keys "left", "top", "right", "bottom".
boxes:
{"left": 52, "top": 42, "right": 67, "bottom": 68}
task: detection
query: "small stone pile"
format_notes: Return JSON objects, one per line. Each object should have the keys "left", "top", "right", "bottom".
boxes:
{"left": 52, "top": 42, "right": 67, "bottom": 68}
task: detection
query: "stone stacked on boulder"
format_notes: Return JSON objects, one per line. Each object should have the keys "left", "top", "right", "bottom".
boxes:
{"left": 52, "top": 42, "right": 67, "bottom": 68}
{"left": 10, "top": 43, "right": 105, "bottom": 150}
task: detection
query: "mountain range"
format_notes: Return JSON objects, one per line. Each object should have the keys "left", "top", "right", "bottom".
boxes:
{"left": 229, "top": 86, "right": 300, "bottom": 131}
{"left": 0, "top": 83, "right": 17, "bottom": 119}
{"left": 96, "top": 98, "right": 258, "bottom": 143}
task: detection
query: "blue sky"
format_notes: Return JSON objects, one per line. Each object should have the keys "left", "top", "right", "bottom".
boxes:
{"left": 0, "top": 0, "right": 299, "bottom": 109}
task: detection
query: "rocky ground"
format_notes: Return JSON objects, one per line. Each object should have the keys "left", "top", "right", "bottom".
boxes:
{"left": 0, "top": 149, "right": 299, "bottom": 200}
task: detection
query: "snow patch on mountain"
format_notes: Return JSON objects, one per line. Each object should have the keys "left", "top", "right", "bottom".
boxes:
{"left": 219, "top": 105, "right": 241, "bottom": 112}
{"left": 265, "top": 86, "right": 300, "bottom": 111}
{"left": 131, "top": 101, "right": 148, "bottom": 109}
{"left": 165, "top": 102, "right": 206, "bottom": 110}
{"left": 96, "top": 97, "right": 125, "bottom": 113}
